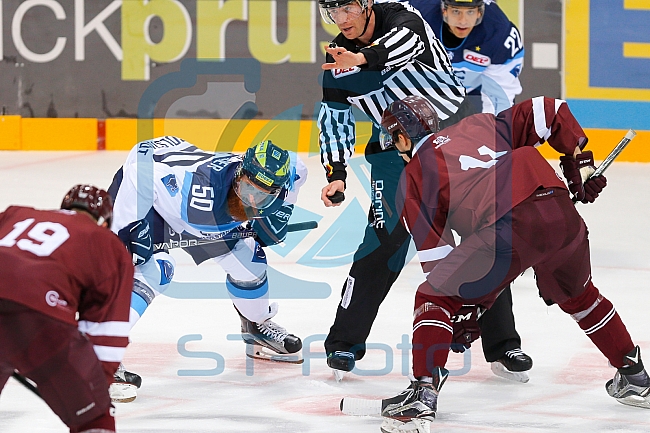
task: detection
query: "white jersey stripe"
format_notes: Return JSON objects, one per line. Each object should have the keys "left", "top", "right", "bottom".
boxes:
{"left": 418, "top": 245, "right": 453, "bottom": 262}
{"left": 78, "top": 320, "right": 130, "bottom": 337}
{"left": 532, "top": 96, "right": 550, "bottom": 141}
{"left": 93, "top": 345, "right": 126, "bottom": 363}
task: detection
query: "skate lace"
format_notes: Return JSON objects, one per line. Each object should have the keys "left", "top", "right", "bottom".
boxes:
{"left": 257, "top": 320, "right": 288, "bottom": 343}
{"left": 504, "top": 349, "right": 525, "bottom": 359}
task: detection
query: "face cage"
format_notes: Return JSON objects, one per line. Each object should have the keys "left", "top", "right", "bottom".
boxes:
{"left": 319, "top": 0, "right": 364, "bottom": 25}
{"left": 234, "top": 174, "right": 282, "bottom": 210}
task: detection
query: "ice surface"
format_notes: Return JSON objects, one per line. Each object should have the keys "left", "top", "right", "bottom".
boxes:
{"left": 0, "top": 151, "right": 648, "bottom": 432}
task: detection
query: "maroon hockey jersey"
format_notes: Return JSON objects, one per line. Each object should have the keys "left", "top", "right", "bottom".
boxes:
{"left": 0, "top": 206, "right": 133, "bottom": 377}
{"left": 398, "top": 96, "right": 587, "bottom": 274}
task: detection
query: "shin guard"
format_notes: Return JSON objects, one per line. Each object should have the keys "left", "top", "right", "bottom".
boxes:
{"left": 559, "top": 282, "right": 635, "bottom": 368}
{"left": 412, "top": 299, "right": 457, "bottom": 378}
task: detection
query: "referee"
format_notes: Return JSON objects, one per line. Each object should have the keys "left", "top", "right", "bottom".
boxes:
{"left": 317, "top": 0, "right": 525, "bottom": 378}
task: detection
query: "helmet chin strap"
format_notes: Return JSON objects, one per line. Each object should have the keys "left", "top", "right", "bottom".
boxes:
{"left": 398, "top": 144, "right": 413, "bottom": 160}
{"left": 357, "top": 6, "right": 373, "bottom": 41}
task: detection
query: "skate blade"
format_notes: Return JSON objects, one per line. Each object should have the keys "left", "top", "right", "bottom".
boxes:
{"left": 245, "top": 344, "right": 304, "bottom": 364}
{"left": 615, "top": 394, "right": 650, "bottom": 409}
{"left": 109, "top": 383, "right": 137, "bottom": 403}
{"left": 491, "top": 362, "right": 530, "bottom": 383}
{"left": 333, "top": 368, "right": 348, "bottom": 382}
{"left": 380, "top": 418, "right": 431, "bottom": 433}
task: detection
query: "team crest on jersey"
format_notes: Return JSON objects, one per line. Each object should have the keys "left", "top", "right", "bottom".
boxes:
{"left": 510, "top": 64, "right": 522, "bottom": 78}
{"left": 332, "top": 67, "right": 360, "bottom": 79}
{"left": 161, "top": 174, "right": 179, "bottom": 197}
{"left": 463, "top": 50, "right": 491, "bottom": 66}
{"left": 433, "top": 135, "right": 451, "bottom": 148}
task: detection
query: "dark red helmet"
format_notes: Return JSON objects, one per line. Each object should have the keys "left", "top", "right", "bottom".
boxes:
{"left": 379, "top": 96, "right": 439, "bottom": 150}
{"left": 61, "top": 184, "right": 113, "bottom": 227}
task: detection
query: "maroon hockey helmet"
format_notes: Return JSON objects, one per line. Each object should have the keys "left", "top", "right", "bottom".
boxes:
{"left": 379, "top": 96, "right": 439, "bottom": 150}
{"left": 61, "top": 184, "right": 113, "bottom": 227}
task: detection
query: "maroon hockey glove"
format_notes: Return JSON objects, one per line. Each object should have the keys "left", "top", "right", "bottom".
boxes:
{"left": 450, "top": 305, "right": 484, "bottom": 353}
{"left": 581, "top": 175, "right": 607, "bottom": 203}
{"left": 559, "top": 151, "right": 596, "bottom": 202}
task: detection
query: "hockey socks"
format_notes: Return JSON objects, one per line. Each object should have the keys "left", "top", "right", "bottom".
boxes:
{"left": 412, "top": 299, "right": 458, "bottom": 378}
{"left": 559, "top": 282, "right": 634, "bottom": 369}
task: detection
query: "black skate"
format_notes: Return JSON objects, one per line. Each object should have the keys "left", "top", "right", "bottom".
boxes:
{"left": 110, "top": 363, "right": 142, "bottom": 403}
{"left": 327, "top": 351, "right": 355, "bottom": 382}
{"left": 380, "top": 367, "right": 448, "bottom": 433}
{"left": 491, "top": 348, "right": 533, "bottom": 383}
{"left": 606, "top": 346, "right": 650, "bottom": 409}
{"left": 238, "top": 308, "right": 303, "bottom": 364}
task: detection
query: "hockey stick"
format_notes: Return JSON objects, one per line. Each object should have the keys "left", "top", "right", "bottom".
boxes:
{"left": 154, "top": 220, "right": 318, "bottom": 251}
{"left": 340, "top": 396, "right": 383, "bottom": 416}
{"left": 572, "top": 129, "right": 637, "bottom": 203}
{"left": 11, "top": 371, "right": 41, "bottom": 399}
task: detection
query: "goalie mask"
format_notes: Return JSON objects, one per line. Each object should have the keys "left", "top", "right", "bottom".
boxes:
{"left": 61, "top": 184, "right": 113, "bottom": 227}
{"left": 234, "top": 140, "right": 290, "bottom": 209}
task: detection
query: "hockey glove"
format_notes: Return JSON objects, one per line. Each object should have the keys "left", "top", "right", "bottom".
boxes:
{"left": 450, "top": 305, "right": 485, "bottom": 353}
{"left": 118, "top": 219, "right": 153, "bottom": 266}
{"left": 559, "top": 151, "right": 597, "bottom": 203}
{"left": 582, "top": 175, "right": 607, "bottom": 203}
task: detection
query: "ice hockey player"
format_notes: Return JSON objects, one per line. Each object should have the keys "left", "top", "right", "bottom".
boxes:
{"left": 0, "top": 185, "right": 133, "bottom": 433}
{"left": 402, "top": 0, "right": 531, "bottom": 381}
{"left": 372, "top": 95, "right": 648, "bottom": 432}
{"left": 107, "top": 138, "right": 307, "bottom": 402}
{"left": 410, "top": 0, "right": 524, "bottom": 115}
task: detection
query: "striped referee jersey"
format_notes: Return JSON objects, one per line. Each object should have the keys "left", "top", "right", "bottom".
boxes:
{"left": 318, "top": 1, "right": 467, "bottom": 183}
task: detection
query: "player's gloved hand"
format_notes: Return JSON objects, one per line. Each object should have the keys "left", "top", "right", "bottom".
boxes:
{"left": 450, "top": 305, "right": 485, "bottom": 353}
{"left": 559, "top": 151, "right": 597, "bottom": 202}
{"left": 581, "top": 175, "right": 607, "bottom": 203}
{"left": 118, "top": 219, "right": 153, "bottom": 266}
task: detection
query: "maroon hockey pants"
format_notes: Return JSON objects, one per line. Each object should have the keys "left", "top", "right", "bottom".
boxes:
{"left": 0, "top": 299, "right": 115, "bottom": 432}
{"left": 411, "top": 189, "right": 635, "bottom": 377}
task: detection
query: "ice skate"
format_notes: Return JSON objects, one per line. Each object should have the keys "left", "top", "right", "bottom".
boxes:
{"left": 238, "top": 305, "right": 303, "bottom": 364}
{"left": 380, "top": 367, "right": 448, "bottom": 432}
{"left": 606, "top": 346, "right": 650, "bottom": 409}
{"left": 327, "top": 351, "right": 355, "bottom": 382}
{"left": 110, "top": 363, "right": 142, "bottom": 403}
{"left": 491, "top": 348, "right": 532, "bottom": 383}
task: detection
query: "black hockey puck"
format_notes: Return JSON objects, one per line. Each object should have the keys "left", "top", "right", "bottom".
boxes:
{"left": 329, "top": 191, "right": 345, "bottom": 203}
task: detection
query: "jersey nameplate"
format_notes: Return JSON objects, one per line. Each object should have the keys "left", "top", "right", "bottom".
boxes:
{"left": 332, "top": 67, "right": 361, "bottom": 79}
{"left": 463, "top": 50, "right": 491, "bottom": 66}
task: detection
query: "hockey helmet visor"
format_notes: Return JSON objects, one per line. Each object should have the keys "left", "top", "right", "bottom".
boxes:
{"left": 233, "top": 140, "right": 290, "bottom": 209}
{"left": 319, "top": 0, "right": 368, "bottom": 24}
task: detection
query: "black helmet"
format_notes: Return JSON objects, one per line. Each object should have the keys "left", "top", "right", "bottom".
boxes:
{"left": 61, "top": 184, "right": 113, "bottom": 227}
{"left": 318, "top": 0, "right": 369, "bottom": 25}
{"left": 318, "top": 0, "right": 368, "bottom": 9}
{"left": 380, "top": 96, "right": 439, "bottom": 151}
{"left": 442, "top": 0, "right": 485, "bottom": 26}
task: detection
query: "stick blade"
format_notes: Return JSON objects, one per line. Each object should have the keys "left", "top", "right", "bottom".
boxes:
{"left": 340, "top": 397, "right": 383, "bottom": 416}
